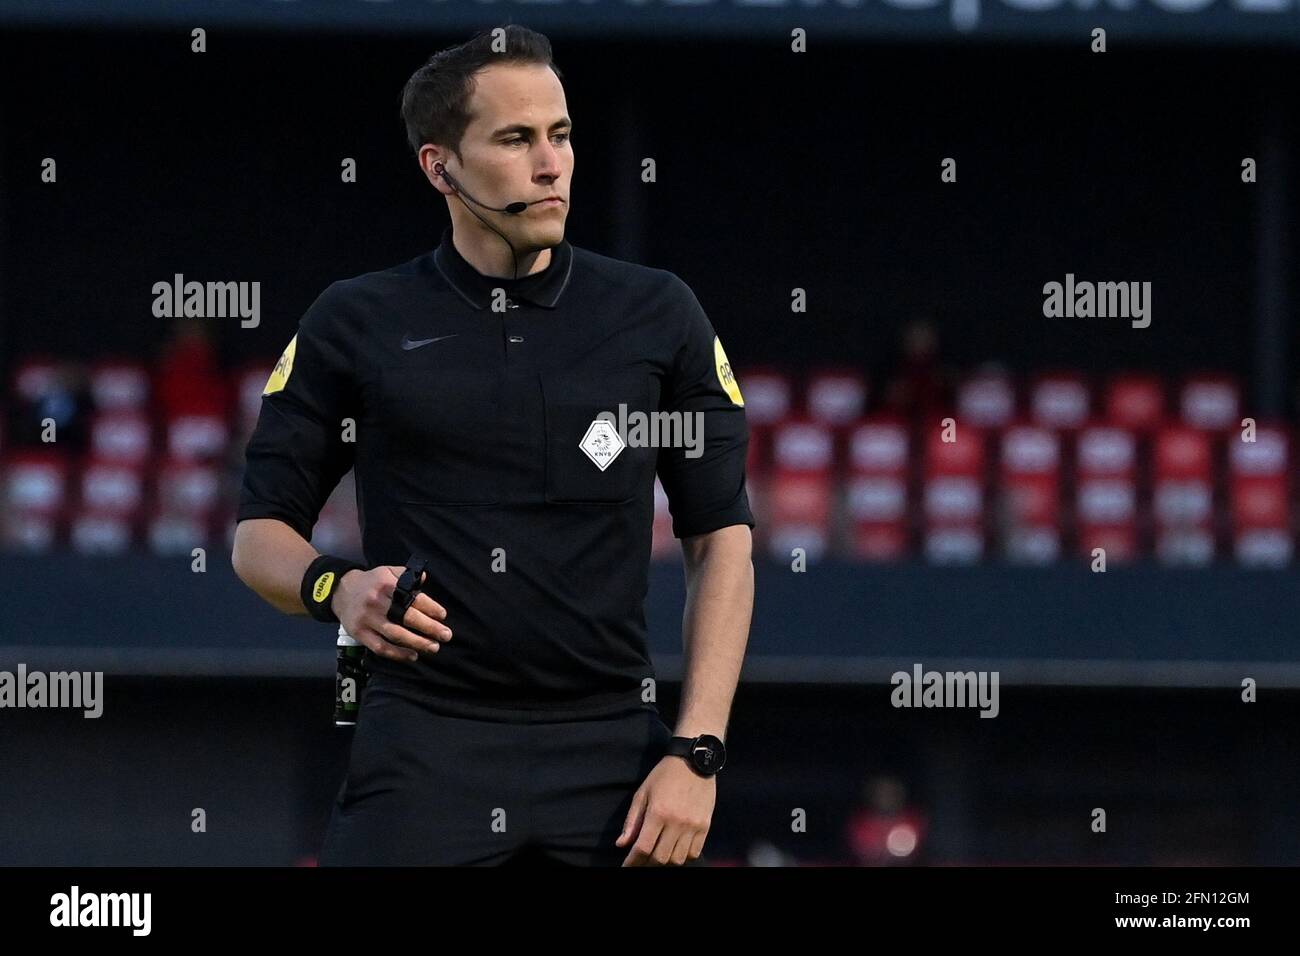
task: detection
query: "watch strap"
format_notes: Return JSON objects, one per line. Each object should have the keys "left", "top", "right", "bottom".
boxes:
{"left": 666, "top": 736, "right": 695, "bottom": 759}
{"left": 666, "top": 734, "right": 727, "bottom": 776}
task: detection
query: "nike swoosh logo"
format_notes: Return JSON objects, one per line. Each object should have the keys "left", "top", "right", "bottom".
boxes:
{"left": 401, "top": 333, "right": 458, "bottom": 351}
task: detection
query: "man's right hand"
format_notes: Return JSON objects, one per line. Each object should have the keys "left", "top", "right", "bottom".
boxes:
{"left": 333, "top": 566, "right": 453, "bottom": 663}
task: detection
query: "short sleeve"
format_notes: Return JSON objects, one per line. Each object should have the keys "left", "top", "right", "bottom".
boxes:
{"left": 655, "top": 276, "right": 756, "bottom": 539}
{"left": 236, "top": 285, "right": 357, "bottom": 540}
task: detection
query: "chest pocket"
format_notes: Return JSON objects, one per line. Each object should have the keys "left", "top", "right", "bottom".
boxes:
{"left": 378, "top": 366, "right": 502, "bottom": 504}
{"left": 541, "top": 369, "right": 660, "bottom": 504}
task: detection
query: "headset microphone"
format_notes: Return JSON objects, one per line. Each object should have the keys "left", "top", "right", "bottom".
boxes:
{"left": 436, "top": 165, "right": 527, "bottom": 214}
{"left": 434, "top": 162, "right": 531, "bottom": 279}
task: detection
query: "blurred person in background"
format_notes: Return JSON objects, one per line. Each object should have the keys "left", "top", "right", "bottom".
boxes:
{"left": 846, "top": 774, "right": 928, "bottom": 865}
{"left": 8, "top": 360, "right": 93, "bottom": 450}
{"left": 883, "top": 316, "right": 949, "bottom": 423}
{"left": 156, "top": 316, "right": 229, "bottom": 420}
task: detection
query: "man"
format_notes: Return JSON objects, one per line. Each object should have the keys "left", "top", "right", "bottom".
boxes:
{"left": 232, "top": 25, "right": 755, "bottom": 867}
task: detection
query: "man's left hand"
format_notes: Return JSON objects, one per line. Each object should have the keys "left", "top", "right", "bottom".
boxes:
{"left": 616, "top": 758, "right": 716, "bottom": 866}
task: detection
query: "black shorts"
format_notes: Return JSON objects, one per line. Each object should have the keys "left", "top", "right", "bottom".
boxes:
{"left": 319, "top": 674, "right": 674, "bottom": 866}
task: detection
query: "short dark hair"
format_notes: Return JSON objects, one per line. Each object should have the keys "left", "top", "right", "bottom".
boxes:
{"left": 400, "top": 25, "right": 562, "bottom": 163}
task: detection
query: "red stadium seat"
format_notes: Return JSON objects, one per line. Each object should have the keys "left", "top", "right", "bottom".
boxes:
{"left": 1003, "top": 525, "right": 1060, "bottom": 564}
{"left": 89, "top": 359, "right": 150, "bottom": 411}
{"left": 924, "top": 475, "right": 983, "bottom": 523}
{"left": 848, "top": 417, "right": 909, "bottom": 475}
{"left": 846, "top": 473, "right": 907, "bottom": 523}
{"left": 90, "top": 410, "right": 152, "bottom": 464}
{"left": 1226, "top": 422, "right": 1291, "bottom": 567}
{"left": 767, "top": 470, "right": 833, "bottom": 561}
{"left": 1075, "top": 424, "right": 1139, "bottom": 562}
{"left": 737, "top": 368, "right": 789, "bottom": 498}
{"left": 1105, "top": 374, "right": 1165, "bottom": 432}
{"left": 1000, "top": 423, "right": 1060, "bottom": 480}
{"left": 146, "top": 510, "right": 210, "bottom": 555}
{"left": 1231, "top": 476, "right": 1288, "bottom": 528}
{"left": 769, "top": 471, "right": 833, "bottom": 525}
{"left": 998, "top": 423, "right": 1061, "bottom": 563}
{"left": 956, "top": 368, "right": 1016, "bottom": 429}
{"left": 2, "top": 449, "right": 69, "bottom": 514}
{"left": 922, "top": 419, "right": 985, "bottom": 563}
{"left": 69, "top": 510, "right": 135, "bottom": 554}
{"left": 1077, "top": 424, "right": 1138, "bottom": 478}
{"left": 1152, "top": 424, "right": 1216, "bottom": 564}
{"left": 766, "top": 524, "right": 830, "bottom": 563}
{"left": 771, "top": 417, "right": 835, "bottom": 474}
{"left": 852, "top": 523, "right": 909, "bottom": 561}
{"left": 1155, "top": 527, "right": 1215, "bottom": 566}
{"left": 1153, "top": 484, "right": 1214, "bottom": 528}
{"left": 166, "top": 413, "right": 229, "bottom": 462}
{"left": 2, "top": 512, "right": 59, "bottom": 552}
{"left": 1030, "top": 372, "right": 1090, "bottom": 431}
{"left": 805, "top": 369, "right": 867, "bottom": 427}
{"left": 235, "top": 363, "right": 273, "bottom": 427}
{"left": 1, "top": 449, "right": 68, "bottom": 552}
{"left": 11, "top": 356, "right": 60, "bottom": 402}
{"left": 1227, "top": 423, "right": 1288, "bottom": 477}
{"left": 1180, "top": 374, "right": 1239, "bottom": 431}
{"left": 1078, "top": 524, "right": 1139, "bottom": 563}
{"left": 735, "top": 367, "right": 791, "bottom": 427}
{"left": 1233, "top": 529, "right": 1292, "bottom": 568}
{"left": 845, "top": 417, "right": 911, "bottom": 560}
{"left": 924, "top": 524, "right": 984, "bottom": 564}
{"left": 156, "top": 459, "right": 222, "bottom": 516}
{"left": 79, "top": 457, "right": 146, "bottom": 515}
{"left": 923, "top": 419, "right": 984, "bottom": 478}
{"left": 1153, "top": 425, "right": 1213, "bottom": 482}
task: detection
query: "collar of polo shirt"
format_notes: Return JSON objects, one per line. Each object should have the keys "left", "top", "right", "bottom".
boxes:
{"left": 433, "top": 224, "right": 574, "bottom": 311}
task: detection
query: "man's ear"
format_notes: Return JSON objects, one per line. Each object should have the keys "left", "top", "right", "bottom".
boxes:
{"left": 419, "top": 146, "right": 450, "bottom": 192}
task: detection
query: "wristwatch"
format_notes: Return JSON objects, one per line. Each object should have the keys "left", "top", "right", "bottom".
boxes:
{"left": 666, "top": 734, "right": 727, "bottom": 777}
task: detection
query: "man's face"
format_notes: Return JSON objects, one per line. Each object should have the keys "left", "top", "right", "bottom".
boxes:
{"left": 442, "top": 62, "right": 572, "bottom": 250}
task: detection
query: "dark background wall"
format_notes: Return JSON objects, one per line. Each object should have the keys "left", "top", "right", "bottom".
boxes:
{"left": 2, "top": 680, "right": 1294, "bottom": 866}
{"left": 0, "top": 33, "right": 1284, "bottom": 387}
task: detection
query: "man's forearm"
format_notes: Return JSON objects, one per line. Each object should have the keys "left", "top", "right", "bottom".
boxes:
{"left": 231, "top": 518, "right": 320, "bottom": 615}
{"left": 675, "top": 524, "right": 754, "bottom": 740}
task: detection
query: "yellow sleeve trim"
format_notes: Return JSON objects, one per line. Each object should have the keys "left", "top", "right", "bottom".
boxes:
{"left": 713, "top": 335, "right": 744, "bottom": 407}
{"left": 263, "top": 334, "right": 298, "bottom": 396}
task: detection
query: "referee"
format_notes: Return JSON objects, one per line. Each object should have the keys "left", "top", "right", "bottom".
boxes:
{"left": 232, "top": 25, "right": 755, "bottom": 867}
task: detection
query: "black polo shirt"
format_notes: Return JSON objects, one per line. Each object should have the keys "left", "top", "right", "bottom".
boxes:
{"left": 238, "top": 224, "right": 754, "bottom": 721}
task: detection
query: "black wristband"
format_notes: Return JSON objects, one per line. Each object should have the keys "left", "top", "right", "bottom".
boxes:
{"left": 301, "top": 555, "right": 366, "bottom": 623}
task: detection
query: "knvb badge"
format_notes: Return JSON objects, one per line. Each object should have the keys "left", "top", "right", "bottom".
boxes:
{"left": 580, "top": 419, "right": 626, "bottom": 471}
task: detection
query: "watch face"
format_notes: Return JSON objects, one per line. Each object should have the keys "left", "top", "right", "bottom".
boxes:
{"left": 691, "top": 735, "right": 727, "bottom": 775}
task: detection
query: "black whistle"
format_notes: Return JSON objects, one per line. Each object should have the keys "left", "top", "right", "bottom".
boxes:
{"left": 387, "top": 554, "right": 432, "bottom": 626}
